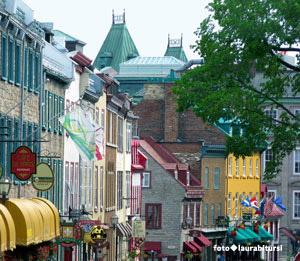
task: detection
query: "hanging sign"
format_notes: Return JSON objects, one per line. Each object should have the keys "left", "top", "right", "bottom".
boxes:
{"left": 11, "top": 146, "right": 36, "bottom": 181}
{"left": 132, "top": 220, "right": 145, "bottom": 238}
{"left": 32, "top": 163, "right": 54, "bottom": 191}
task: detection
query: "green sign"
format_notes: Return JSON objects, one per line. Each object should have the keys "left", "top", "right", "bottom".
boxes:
{"left": 32, "top": 163, "right": 54, "bottom": 191}
{"left": 132, "top": 220, "right": 145, "bottom": 238}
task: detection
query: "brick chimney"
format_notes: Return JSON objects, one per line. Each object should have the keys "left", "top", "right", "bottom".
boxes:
{"left": 164, "top": 84, "right": 178, "bottom": 142}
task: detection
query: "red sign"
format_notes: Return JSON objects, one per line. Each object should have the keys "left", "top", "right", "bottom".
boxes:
{"left": 11, "top": 146, "right": 36, "bottom": 181}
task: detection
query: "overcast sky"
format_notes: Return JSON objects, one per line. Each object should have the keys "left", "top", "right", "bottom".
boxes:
{"left": 25, "top": 0, "right": 211, "bottom": 61}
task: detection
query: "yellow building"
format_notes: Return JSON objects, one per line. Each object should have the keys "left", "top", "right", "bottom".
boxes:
{"left": 225, "top": 153, "right": 261, "bottom": 219}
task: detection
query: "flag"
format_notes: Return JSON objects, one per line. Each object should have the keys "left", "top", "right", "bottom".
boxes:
{"left": 59, "top": 107, "right": 96, "bottom": 161}
{"left": 241, "top": 197, "right": 251, "bottom": 207}
{"left": 274, "top": 196, "right": 287, "bottom": 211}
{"left": 250, "top": 196, "right": 259, "bottom": 209}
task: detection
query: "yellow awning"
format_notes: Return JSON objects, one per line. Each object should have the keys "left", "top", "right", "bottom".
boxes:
{"left": 0, "top": 204, "right": 16, "bottom": 250}
{"left": 33, "top": 198, "right": 60, "bottom": 237}
{"left": 31, "top": 198, "right": 55, "bottom": 240}
{"left": 0, "top": 213, "right": 7, "bottom": 252}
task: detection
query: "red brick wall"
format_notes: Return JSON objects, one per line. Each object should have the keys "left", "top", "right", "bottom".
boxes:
{"left": 133, "top": 100, "right": 164, "bottom": 140}
{"left": 164, "top": 84, "right": 178, "bottom": 142}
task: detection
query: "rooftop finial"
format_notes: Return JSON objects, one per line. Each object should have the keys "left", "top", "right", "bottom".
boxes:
{"left": 181, "top": 33, "right": 183, "bottom": 47}
{"left": 112, "top": 9, "right": 125, "bottom": 25}
{"left": 169, "top": 35, "right": 182, "bottom": 48}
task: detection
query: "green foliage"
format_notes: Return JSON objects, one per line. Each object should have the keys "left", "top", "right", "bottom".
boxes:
{"left": 173, "top": 0, "right": 300, "bottom": 180}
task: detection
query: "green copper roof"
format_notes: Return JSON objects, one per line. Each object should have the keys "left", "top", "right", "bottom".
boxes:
{"left": 94, "top": 22, "right": 139, "bottom": 72}
{"left": 164, "top": 46, "right": 188, "bottom": 63}
{"left": 164, "top": 35, "right": 188, "bottom": 63}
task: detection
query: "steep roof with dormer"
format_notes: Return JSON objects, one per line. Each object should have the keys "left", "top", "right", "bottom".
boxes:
{"left": 164, "top": 34, "right": 188, "bottom": 63}
{"left": 93, "top": 10, "right": 139, "bottom": 72}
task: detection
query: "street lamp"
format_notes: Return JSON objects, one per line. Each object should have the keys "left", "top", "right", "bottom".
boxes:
{"left": 111, "top": 214, "right": 119, "bottom": 261}
{"left": 0, "top": 179, "right": 11, "bottom": 200}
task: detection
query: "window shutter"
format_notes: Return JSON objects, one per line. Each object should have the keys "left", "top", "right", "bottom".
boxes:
{"left": 8, "top": 37, "right": 14, "bottom": 83}
{"left": 15, "top": 43, "right": 21, "bottom": 86}
{"left": 54, "top": 94, "right": 58, "bottom": 133}
{"left": 1, "top": 34, "right": 7, "bottom": 80}
{"left": 23, "top": 47, "right": 28, "bottom": 88}
{"left": 27, "top": 122, "right": 33, "bottom": 150}
{"left": 28, "top": 49, "right": 33, "bottom": 91}
{"left": 59, "top": 97, "right": 64, "bottom": 135}
{"left": 33, "top": 124, "right": 39, "bottom": 154}
{"left": 48, "top": 92, "right": 52, "bottom": 131}
{"left": 7, "top": 118, "right": 13, "bottom": 179}
{"left": 34, "top": 53, "right": 40, "bottom": 94}
{"left": 0, "top": 115, "right": 6, "bottom": 177}
{"left": 13, "top": 118, "right": 20, "bottom": 151}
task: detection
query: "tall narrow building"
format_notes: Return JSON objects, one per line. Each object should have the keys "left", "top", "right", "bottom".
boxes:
{"left": 164, "top": 34, "right": 188, "bottom": 63}
{"left": 94, "top": 10, "right": 139, "bottom": 72}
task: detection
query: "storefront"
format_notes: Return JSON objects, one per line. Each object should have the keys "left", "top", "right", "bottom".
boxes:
{"left": 0, "top": 197, "right": 60, "bottom": 260}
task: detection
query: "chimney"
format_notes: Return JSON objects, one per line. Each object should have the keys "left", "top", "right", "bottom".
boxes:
{"left": 164, "top": 84, "right": 178, "bottom": 142}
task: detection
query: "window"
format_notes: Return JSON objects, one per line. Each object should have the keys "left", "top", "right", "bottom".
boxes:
{"left": 117, "top": 171, "right": 123, "bottom": 210}
{"left": 228, "top": 193, "right": 232, "bottom": 217}
{"left": 217, "top": 203, "right": 222, "bottom": 218}
{"left": 15, "top": 43, "right": 21, "bottom": 85}
{"left": 183, "top": 203, "right": 188, "bottom": 223}
{"left": 1, "top": 34, "right": 7, "bottom": 80}
{"left": 243, "top": 159, "right": 246, "bottom": 177}
{"left": 235, "top": 193, "right": 239, "bottom": 216}
{"left": 64, "top": 162, "right": 70, "bottom": 214}
{"left": 47, "top": 92, "right": 52, "bottom": 131}
{"left": 189, "top": 203, "right": 195, "bottom": 226}
{"left": 126, "top": 171, "right": 130, "bottom": 208}
{"left": 267, "top": 190, "right": 276, "bottom": 199}
{"left": 95, "top": 108, "right": 99, "bottom": 125}
{"left": 89, "top": 166, "right": 93, "bottom": 209}
{"left": 101, "top": 109, "right": 105, "bottom": 128}
{"left": 195, "top": 203, "right": 200, "bottom": 227}
{"left": 100, "top": 167, "right": 104, "bottom": 210}
{"left": 294, "top": 149, "right": 300, "bottom": 174}
{"left": 249, "top": 159, "right": 253, "bottom": 177}
{"left": 293, "top": 191, "right": 300, "bottom": 219}
{"left": 74, "top": 163, "right": 79, "bottom": 209}
{"left": 95, "top": 166, "right": 99, "bottom": 209}
{"left": 142, "top": 172, "right": 151, "bottom": 188}
{"left": 211, "top": 205, "right": 215, "bottom": 225}
{"left": 145, "top": 204, "right": 162, "bottom": 229}
{"left": 126, "top": 122, "right": 132, "bottom": 153}
{"left": 107, "top": 111, "right": 116, "bottom": 144}
{"left": 236, "top": 158, "right": 239, "bottom": 177}
{"left": 117, "top": 117, "right": 123, "bottom": 152}
{"left": 59, "top": 97, "right": 64, "bottom": 135}
{"left": 265, "top": 149, "right": 273, "bottom": 170}
{"left": 214, "top": 168, "right": 220, "bottom": 190}
{"left": 203, "top": 204, "right": 208, "bottom": 226}
{"left": 8, "top": 37, "right": 14, "bottom": 83}
{"left": 265, "top": 109, "right": 278, "bottom": 121}
{"left": 204, "top": 167, "right": 209, "bottom": 189}
{"left": 255, "top": 159, "right": 259, "bottom": 177}
{"left": 228, "top": 157, "right": 232, "bottom": 176}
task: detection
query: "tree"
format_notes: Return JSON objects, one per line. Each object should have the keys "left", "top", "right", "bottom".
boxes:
{"left": 173, "top": 0, "right": 300, "bottom": 180}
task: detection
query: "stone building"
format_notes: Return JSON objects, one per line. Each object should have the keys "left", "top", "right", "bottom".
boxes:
{"left": 138, "top": 137, "right": 208, "bottom": 260}
{"left": 0, "top": 0, "right": 44, "bottom": 198}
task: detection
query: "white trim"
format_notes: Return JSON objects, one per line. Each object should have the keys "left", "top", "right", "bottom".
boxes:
{"left": 243, "top": 159, "right": 246, "bottom": 177}
{"left": 267, "top": 189, "right": 277, "bottom": 199}
{"left": 293, "top": 147, "right": 300, "bottom": 175}
{"left": 292, "top": 190, "right": 300, "bottom": 220}
{"left": 228, "top": 157, "right": 232, "bottom": 177}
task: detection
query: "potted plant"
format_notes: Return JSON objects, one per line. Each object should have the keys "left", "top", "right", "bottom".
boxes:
{"left": 128, "top": 249, "right": 139, "bottom": 260}
{"left": 184, "top": 251, "right": 193, "bottom": 260}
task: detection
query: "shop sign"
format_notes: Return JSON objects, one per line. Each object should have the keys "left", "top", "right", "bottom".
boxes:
{"left": 11, "top": 146, "right": 36, "bottom": 181}
{"left": 132, "top": 220, "right": 145, "bottom": 238}
{"left": 57, "top": 222, "right": 81, "bottom": 247}
{"left": 32, "top": 163, "right": 54, "bottom": 191}
{"left": 90, "top": 225, "right": 107, "bottom": 243}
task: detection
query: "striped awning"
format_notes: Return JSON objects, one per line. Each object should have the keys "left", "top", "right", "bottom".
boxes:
{"left": 116, "top": 223, "right": 132, "bottom": 238}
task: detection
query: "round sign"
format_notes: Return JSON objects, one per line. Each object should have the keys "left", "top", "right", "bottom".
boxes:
{"left": 32, "top": 163, "right": 54, "bottom": 191}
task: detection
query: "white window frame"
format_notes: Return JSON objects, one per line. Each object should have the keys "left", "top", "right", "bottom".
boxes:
{"left": 249, "top": 159, "right": 253, "bottom": 177}
{"left": 264, "top": 108, "right": 278, "bottom": 121}
{"left": 255, "top": 159, "right": 259, "bottom": 177}
{"left": 228, "top": 193, "right": 232, "bottom": 217}
{"left": 236, "top": 158, "right": 239, "bottom": 177}
{"left": 267, "top": 189, "right": 277, "bottom": 199}
{"left": 264, "top": 149, "right": 273, "bottom": 171}
{"left": 293, "top": 190, "right": 300, "bottom": 219}
{"left": 235, "top": 193, "right": 239, "bottom": 217}
{"left": 142, "top": 172, "right": 150, "bottom": 188}
{"left": 243, "top": 159, "right": 246, "bottom": 177}
{"left": 293, "top": 148, "right": 300, "bottom": 175}
{"left": 228, "top": 157, "right": 232, "bottom": 177}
